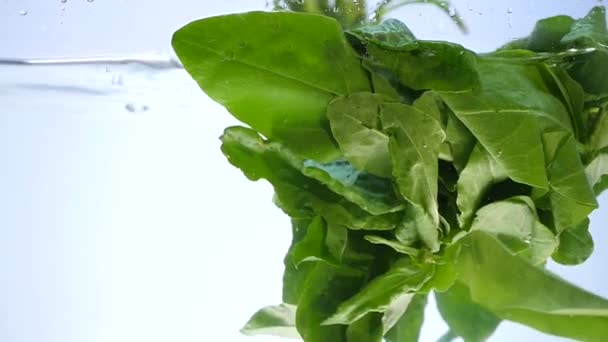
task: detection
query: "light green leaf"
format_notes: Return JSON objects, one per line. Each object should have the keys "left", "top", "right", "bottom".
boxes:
{"left": 384, "top": 294, "right": 427, "bottom": 342}
{"left": 241, "top": 304, "right": 301, "bottom": 339}
{"left": 457, "top": 143, "right": 508, "bottom": 229}
{"left": 586, "top": 152, "right": 608, "bottom": 194}
{"left": 539, "top": 131, "right": 598, "bottom": 232}
{"left": 327, "top": 93, "right": 393, "bottom": 178}
{"left": 439, "top": 58, "right": 574, "bottom": 189}
{"left": 323, "top": 258, "right": 434, "bottom": 325}
{"left": 587, "top": 112, "right": 608, "bottom": 153}
{"left": 382, "top": 102, "right": 446, "bottom": 251}
{"left": 552, "top": 218, "right": 594, "bottom": 265}
{"left": 455, "top": 231, "right": 608, "bottom": 342}
{"left": 173, "top": 11, "right": 370, "bottom": 161}
{"left": 470, "top": 196, "right": 558, "bottom": 265}
{"left": 435, "top": 282, "right": 501, "bottom": 342}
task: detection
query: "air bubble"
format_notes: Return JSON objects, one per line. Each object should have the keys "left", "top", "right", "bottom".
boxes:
{"left": 125, "top": 103, "right": 150, "bottom": 113}
{"left": 19, "top": 10, "right": 28, "bottom": 16}
{"left": 448, "top": 6, "right": 456, "bottom": 17}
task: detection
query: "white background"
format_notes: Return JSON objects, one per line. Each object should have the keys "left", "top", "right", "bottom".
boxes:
{"left": 0, "top": 1, "right": 606, "bottom": 341}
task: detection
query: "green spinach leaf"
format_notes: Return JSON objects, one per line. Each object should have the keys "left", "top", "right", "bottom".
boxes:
{"left": 435, "top": 282, "right": 501, "bottom": 342}
{"left": 173, "top": 11, "right": 370, "bottom": 161}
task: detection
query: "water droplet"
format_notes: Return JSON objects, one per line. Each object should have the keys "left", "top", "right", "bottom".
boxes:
{"left": 225, "top": 50, "right": 235, "bottom": 59}
{"left": 467, "top": 3, "right": 473, "bottom": 11}
{"left": 19, "top": 10, "right": 28, "bottom": 16}
{"left": 86, "top": 0, "right": 94, "bottom": 3}
{"left": 477, "top": 11, "right": 483, "bottom": 16}
{"left": 125, "top": 103, "right": 150, "bottom": 113}
{"left": 448, "top": 6, "right": 456, "bottom": 17}
{"left": 507, "top": 7, "right": 513, "bottom": 13}
{"left": 60, "top": 0, "right": 67, "bottom": 3}
{"left": 497, "top": 151, "right": 503, "bottom": 157}
{"left": 422, "top": 143, "right": 428, "bottom": 149}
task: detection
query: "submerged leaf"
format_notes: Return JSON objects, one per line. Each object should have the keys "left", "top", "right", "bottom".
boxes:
{"left": 173, "top": 11, "right": 369, "bottom": 161}
{"left": 435, "top": 282, "right": 501, "bottom": 342}
{"left": 470, "top": 196, "right": 558, "bottom": 265}
{"left": 455, "top": 232, "right": 608, "bottom": 342}
{"left": 327, "top": 93, "right": 393, "bottom": 178}
{"left": 456, "top": 143, "right": 508, "bottom": 229}
{"left": 220, "top": 126, "right": 403, "bottom": 230}
{"left": 323, "top": 258, "right": 434, "bottom": 325}
{"left": 384, "top": 294, "right": 427, "bottom": 342}
{"left": 241, "top": 304, "right": 300, "bottom": 339}
{"left": 552, "top": 218, "right": 594, "bottom": 265}
{"left": 382, "top": 102, "right": 446, "bottom": 250}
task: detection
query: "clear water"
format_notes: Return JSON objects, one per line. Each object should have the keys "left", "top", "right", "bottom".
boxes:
{"left": 1, "top": 57, "right": 606, "bottom": 342}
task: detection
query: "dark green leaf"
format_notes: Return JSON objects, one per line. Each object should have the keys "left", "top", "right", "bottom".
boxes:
{"left": 568, "top": 50, "right": 608, "bottom": 97}
{"left": 527, "top": 15, "right": 575, "bottom": 52}
{"left": 173, "top": 11, "right": 370, "bottom": 161}
{"left": 347, "top": 19, "right": 478, "bottom": 91}
{"left": 346, "top": 313, "right": 384, "bottom": 342}
{"left": 435, "top": 282, "right": 501, "bottom": 342}
{"left": 296, "top": 263, "right": 366, "bottom": 342}
{"left": 323, "top": 258, "right": 434, "bottom": 325}
{"left": 384, "top": 294, "right": 427, "bottom": 342}
{"left": 283, "top": 218, "right": 316, "bottom": 305}
{"left": 347, "top": 19, "right": 416, "bottom": 50}
{"left": 364, "top": 235, "right": 420, "bottom": 257}
{"left": 293, "top": 216, "right": 338, "bottom": 266}
{"left": 367, "top": 41, "right": 479, "bottom": 91}
{"left": 241, "top": 304, "right": 300, "bottom": 338}
{"left": 444, "top": 108, "right": 476, "bottom": 172}
{"left": 552, "top": 218, "right": 594, "bottom": 265}
{"left": 540, "top": 65, "right": 586, "bottom": 140}
{"left": 561, "top": 6, "right": 608, "bottom": 47}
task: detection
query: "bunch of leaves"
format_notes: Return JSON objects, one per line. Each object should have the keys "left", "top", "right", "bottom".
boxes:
{"left": 172, "top": 4, "right": 608, "bottom": 342}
